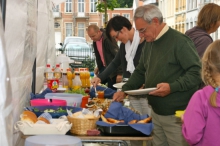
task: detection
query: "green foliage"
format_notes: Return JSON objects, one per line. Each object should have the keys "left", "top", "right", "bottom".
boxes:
{"left": 65, "top": 88, "right": 87, "bottom": 96}
{"left": 82, "top": 59, "right": 95, "bottom": 72}
{"left": 117, "top": 0, "right": 133, "bottom": 8}
{"left": 95, "top": 0, "right": 120, "bottom": 13}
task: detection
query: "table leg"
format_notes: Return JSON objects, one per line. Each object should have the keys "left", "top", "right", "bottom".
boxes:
{"left": 118, "top": 140, "right": 128, "bottom": 146}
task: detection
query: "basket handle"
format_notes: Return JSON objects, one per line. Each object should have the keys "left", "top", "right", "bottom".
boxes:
{"left": 55, "top": 121, "right": 71, "bottom": 131}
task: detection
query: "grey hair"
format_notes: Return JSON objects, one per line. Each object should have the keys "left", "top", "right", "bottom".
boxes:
{"left": 134, "top": 4, "right": 163, "bottom": 24}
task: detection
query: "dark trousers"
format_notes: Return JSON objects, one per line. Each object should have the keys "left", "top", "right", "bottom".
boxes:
{"left": 99, "top": 67, "right": 117, "bottom": 90}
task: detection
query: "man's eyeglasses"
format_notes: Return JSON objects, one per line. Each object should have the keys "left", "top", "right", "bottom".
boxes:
{"left": 113, "top": 31, "right": 120, "bottom": 39}
{"left": 138, "top": 26, "right": 148, "bottom": 34}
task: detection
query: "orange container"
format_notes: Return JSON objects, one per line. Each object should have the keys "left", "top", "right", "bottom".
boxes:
{"left": 47, "top": 79, "right": 59, "bottom": 90}
{"left": 80, "top": 95, "right": 89, "bottom": 108}
{"left": 97, "top": 91, "right": 104, "bottom": 99}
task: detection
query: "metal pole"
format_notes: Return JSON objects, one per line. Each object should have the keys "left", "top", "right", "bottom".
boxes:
{"left": 32, "top": 0, "right": 38, "bottom": 94}
{"left": 32, "top": 59, "right": 36, "bottom": 94}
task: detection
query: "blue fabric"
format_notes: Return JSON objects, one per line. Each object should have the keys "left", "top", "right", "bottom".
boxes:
{"left": 30, "top": 88, "right": 53, "bottom": 100}
{"left": 89, "top": 85, "right": 117, "bottom": 99}
{"left": 96, "top": 102, "right": 153, "bottom": 135}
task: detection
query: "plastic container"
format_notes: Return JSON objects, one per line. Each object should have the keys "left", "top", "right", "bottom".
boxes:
{"left": 15, "top": 119, "right": 72, "bottom": 135}
{"left": 55, "top": 54, "right": 69, "bottom": 73}
{"left": 45, "top": 93, "right": 83, "bottom": 107}
{"left": 80, "top": 95, "right": 89, "bottom": 108}
{"left": 25, "top": 135, "right": 82, "bottom": 146}
{"left": 28, "top": 106, "right": 82, "bottom": 118}
{"left": 30, "top": 99, "right": 67, "bottom": 106}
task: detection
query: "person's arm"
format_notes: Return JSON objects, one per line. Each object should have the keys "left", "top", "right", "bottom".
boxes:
{"left": 195, "top": 35, "right": 213, "bottom": 57}
{"left": 182, "top": 91, "right": 206, "bottom": 145}
{"left": 91, "top": 49, "right": 123, "bottom": 87}
{"left": 169, "top": 40, "right": 202, "bottom": 93}
{"left": 93, "top": 42, "right": 103, "bottom": 72}
{"left": 105, "top": 38, "right": 123, "bottom": 76}
{"left": 149, "top": 40, "right": 202, "bottom": 97}
{"left": 98, "top": 48, "right": 122, "bottom": 81}
{"left": 121, "top": 46, "right": 146, "bottom": 92}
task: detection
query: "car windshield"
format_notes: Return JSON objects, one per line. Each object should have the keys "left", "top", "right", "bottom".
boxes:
{"left": 65, "top": 38, "right": 86, "bottom": 43}
{"left": 65, "top": 43, "right": 90, "bottom": 50}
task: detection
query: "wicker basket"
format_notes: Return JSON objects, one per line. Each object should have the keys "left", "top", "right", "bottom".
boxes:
{"left": 67, "top": 116, "right": 99, "bottom": 135}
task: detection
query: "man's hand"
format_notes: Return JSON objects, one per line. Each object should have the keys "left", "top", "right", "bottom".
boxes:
{"left": 94, "top": 67, "right": 99, "bottom": 76}
{"left": 91, "top": 77, "right": 101, "bottom": 87}
{"left": 113, "top": 91, "right": 126, "bottom": 102}
{"left": 116, "top": 75, "right": 123, "bottom": 83}
{"left": 149, "top": 83, "right": 170, "bottom": 97}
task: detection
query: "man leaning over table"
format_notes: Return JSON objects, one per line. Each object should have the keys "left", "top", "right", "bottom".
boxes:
{"left": 87, "top": 25, "right": 122, "bottom": 90}
{"left": 113, "top": 4, "right": 202, "bottom": 146}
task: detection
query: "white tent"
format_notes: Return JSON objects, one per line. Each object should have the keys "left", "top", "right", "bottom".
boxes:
{"left": 0, "top": 0, "right": 59, "bottom": 145}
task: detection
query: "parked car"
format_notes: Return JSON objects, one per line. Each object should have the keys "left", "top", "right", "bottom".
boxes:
{"left": 60, "top": 42, "right": 95, "bottom": 70}
{"left": 60, "top": 36, "right": 86, "bottom": 46}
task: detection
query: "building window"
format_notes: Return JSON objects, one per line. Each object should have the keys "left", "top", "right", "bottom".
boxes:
{"left": 123, "top": 14, "right": 130, "bottom": 20}
{"left": 186, "top": 22, "right": 189, "bottom": 30}
{"left": 54, "top": 22, "right": 60, "bottom": 28}
{"left": 90, "top": 0, "right": 97, "bottom": 13}
{"left": 53, "top": 5, "right": 59, "bottom": 12}
{"left": 190, "top": 22, "right": 193, "bottom": 29}
{"left": 66, "top": 23, "right": 72, "bottom": 36}
{"left": 78, "top": 23, "right": 85, "bottom": 37}
{"left": 112, "top": 14, "right": 119, "bottom": 17}
{"left": 89, "top": 22, "right": 98, "bottom": 25}
{"left": 78, "top": 0, "right": 85, "bottom": 13}
{"left": 65, "top": 0, "right": 72, "bottom": 12}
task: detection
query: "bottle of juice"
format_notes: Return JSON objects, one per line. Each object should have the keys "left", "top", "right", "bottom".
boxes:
{"left": 62, "top": 73, "right": 69, "bottom": 89}
{"left": 44, "top": 64, "right": 53, "bottom": 80}
{"left": 43, "top": 64, "right": 52, "bottom": 90}
{"left": 67, "top": 68, "right": 73, "bottom": 88}
{"left": 79, "top": 68, "right": 86, "bottom": 88}
{"left": 54, "top": 64, "right": 62, "bottom": 79}
{"left": 72, "top": 71, "right": 82, "bottom": 90}
{"left": 85, "top": 68, "right": 91, "bottom": 88}
{"left": 54, "top": 64, "right": 62, "bottom": 88}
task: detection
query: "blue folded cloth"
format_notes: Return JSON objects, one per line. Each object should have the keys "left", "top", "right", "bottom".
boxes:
{"left": 30, "top": 88, "right": 53, "bottom": 100}
{"left": 89, "top": 85, "right": 117, "bottom": 99}
{"left": 96, "top": 102, "right": 153, "bottom": 135}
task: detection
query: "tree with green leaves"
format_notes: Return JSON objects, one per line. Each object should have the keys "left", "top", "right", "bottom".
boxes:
{"left": 96, "top": 0, "right": 120, "bottom": 27}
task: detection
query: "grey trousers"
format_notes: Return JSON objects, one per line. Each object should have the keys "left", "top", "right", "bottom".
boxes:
{"left": 151, "top": 110, "right": 189, "bottom": 146}
{"left": 128, "top": 95, "right": 151, "bottom": 116}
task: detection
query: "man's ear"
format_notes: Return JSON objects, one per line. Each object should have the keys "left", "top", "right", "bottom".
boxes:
{"left": 120, "top": 26, "right": 127, "bottom": 33}
{"left": 152, "top": 17, "right": 159, "bottom": 24}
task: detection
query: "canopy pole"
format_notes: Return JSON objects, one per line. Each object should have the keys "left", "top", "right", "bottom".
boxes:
{"left": 32, "top": 0, "right": 38, "bottom": 94}
{"left": 32, "top": 59, "right": 36, "bottom": 94}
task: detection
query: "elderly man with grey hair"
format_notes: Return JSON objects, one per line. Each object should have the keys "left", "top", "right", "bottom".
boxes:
{"left": 113, "top": 4, "right": 202, "bottom": 146}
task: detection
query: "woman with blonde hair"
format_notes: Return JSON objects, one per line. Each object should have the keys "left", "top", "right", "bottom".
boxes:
{"left": 182, "top": 40, "right": 220, "bottom": 146}
{"left": 185, "top": 3, "right": 220, "bottom": 58}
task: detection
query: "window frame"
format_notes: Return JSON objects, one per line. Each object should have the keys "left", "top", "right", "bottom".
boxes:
{"left": 65, "top": 23, "right": 73, "bottom": 37}
{"left": 65, "top": 0, "right": 72, "bottom": 13}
